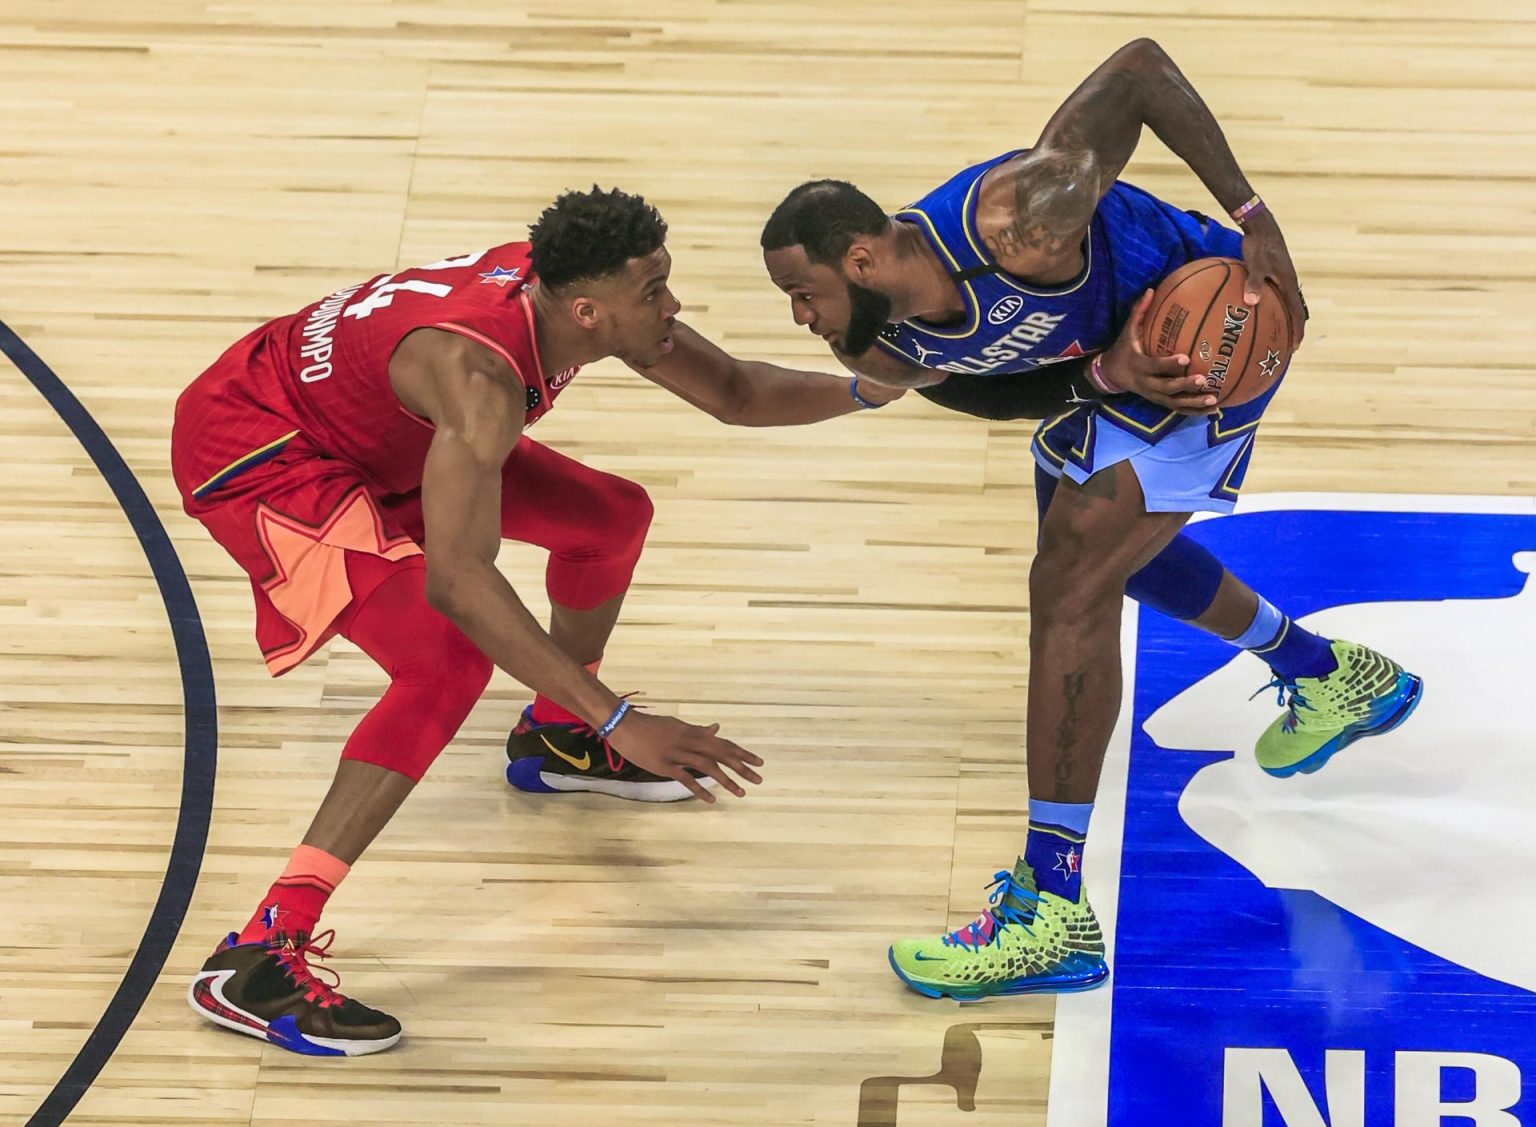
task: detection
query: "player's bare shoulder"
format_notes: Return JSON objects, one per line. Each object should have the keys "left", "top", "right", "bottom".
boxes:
{"left": 973, "top": 149, "right": 1104, "bottom": 279}
{"left": 389, "top": 326, "right": 525, "bottom": 428}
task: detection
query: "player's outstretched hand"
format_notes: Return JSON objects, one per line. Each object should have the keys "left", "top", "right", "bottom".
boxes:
{"left": 606, "top": 710, "right": 764, "bottom": 803}
{"left": 1238, "top": 213, "right": 1307, "bottom": 351}
{"left": 1099, "top": 290, "right": 1217, "bottom": 415}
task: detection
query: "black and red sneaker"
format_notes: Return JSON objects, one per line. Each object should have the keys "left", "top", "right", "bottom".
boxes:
{"left": 504, "top": 705, "right": 713, "bottom": 802}
{"left": 188, "top": 929, "right": 401, "bottom": 1057}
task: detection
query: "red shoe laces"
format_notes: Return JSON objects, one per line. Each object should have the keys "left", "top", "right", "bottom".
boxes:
{"left": 568, "top": 691, "right": 638, "bottom": 773}
{"left": 273, "top": 928, "right": 345, "bottom": 1008}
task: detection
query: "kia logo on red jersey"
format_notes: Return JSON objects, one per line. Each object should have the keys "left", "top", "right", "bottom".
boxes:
{"left": 550, "top": 367, "right": 577, "bottom": 390}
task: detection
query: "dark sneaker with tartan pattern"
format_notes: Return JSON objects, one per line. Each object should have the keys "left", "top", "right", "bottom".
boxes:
{"left": 188, "top": 929, "right": 401, "bottom": 1056}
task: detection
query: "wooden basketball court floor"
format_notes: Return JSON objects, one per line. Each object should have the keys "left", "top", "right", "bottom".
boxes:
{"left": 2, "top": 4, "right": 1532, "bottom": 1125}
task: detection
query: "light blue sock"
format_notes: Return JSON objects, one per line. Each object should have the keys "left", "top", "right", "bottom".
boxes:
{"left": 1232, "top": 596, "right": 1338, "bottom": 680}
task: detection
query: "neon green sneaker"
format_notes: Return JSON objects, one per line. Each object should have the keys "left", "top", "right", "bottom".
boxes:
{"left": 887, "top": 859, "right": 1107, "bottom": 1000}
{"left": 1255, "top": 639, "right": 1423, "bottom": 778}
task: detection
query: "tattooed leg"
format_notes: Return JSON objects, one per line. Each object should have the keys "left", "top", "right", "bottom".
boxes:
{"left": 1027, "top": 462, "right": 1188, "bottom": 802}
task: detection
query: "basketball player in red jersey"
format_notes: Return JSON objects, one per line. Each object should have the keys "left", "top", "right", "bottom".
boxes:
{"left": 172, "top": 187, "right": 905, "bottom": 1056}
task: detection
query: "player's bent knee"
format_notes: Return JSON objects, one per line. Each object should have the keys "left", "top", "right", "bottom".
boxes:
{"left": 600, "top": 475, "right": 654, "bottom": 556}
{"left": 342, "top": 621, "right": 493, "bottom": 782}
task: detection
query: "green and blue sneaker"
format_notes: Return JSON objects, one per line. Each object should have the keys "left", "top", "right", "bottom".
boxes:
{"left": 888, "top": 859, "right": 1107, "bottom": 1001}
{"left": 1256, "top": 639, "right": 1423, "bottom": 778}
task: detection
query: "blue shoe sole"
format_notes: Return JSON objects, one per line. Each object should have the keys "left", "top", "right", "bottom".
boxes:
{"left": 505, "top": 757, "right": 558, "bottom": 793}
{"left": 266, "top": 1014, "right": 348, "bottom": 1056}
{"left": 1263, "top": 672, "right": 1424, "bottom": 779}
{"left": 887, "top": 947, "right": 1109, "bottom": 1001}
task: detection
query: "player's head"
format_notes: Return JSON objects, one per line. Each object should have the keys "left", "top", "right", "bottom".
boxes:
{"left": 529, "top": 186, "right": 680, "bottom": 366}
{"left": 760, "top": 179, "right": 895, "bottom": 357}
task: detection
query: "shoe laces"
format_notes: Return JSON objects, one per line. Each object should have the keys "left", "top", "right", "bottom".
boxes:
{"left": 562, "top": 691, "right": 639, "bottom": 773}
{"left": 1252, "top": 673, "right": 1312, "bottom": 732}
{"left": 271, "top": 929, "right": 345, "bottom": 1008}
{"left": 941, "top": 870, "right": 1040, "bottom": 953}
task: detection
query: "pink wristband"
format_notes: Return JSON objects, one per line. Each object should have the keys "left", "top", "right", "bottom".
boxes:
{"left": 1230, "top": 194, "right": 1267, "bottom": 227}
{"left": 1088, "top": 354, "right": 1120, "bottom": 396}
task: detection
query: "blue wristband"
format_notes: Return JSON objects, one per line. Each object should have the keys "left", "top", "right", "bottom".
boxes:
{"left": 849, "top": 377, "right": 885, "bottom": 410}
{"left": 596, "top": 699, "right": 631, "bottom": 739}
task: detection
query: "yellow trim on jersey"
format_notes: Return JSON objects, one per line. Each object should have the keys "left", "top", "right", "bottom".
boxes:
{"left": 1210, "top": 408, "right": 1264, "bottom": 443}
{"left": 1070, "top": 409, "right": 1096, "bottom": 462}
{"left": 1031, "top": 409, "right": 1077, "bottom": 466}
{"left": 959, "top": 175, "right": 1096, "bottom": 299}
{"left": 893, "top": 208, "right": 982, "bottom": 340}
{"left": 1214, "top": 432, "right": 1256, "bottom": 498}
{"left": 192, "top": 430, "right": 300, "bottom": 499}
{"left": 1096, "top": 401, "right": 1183, "bottom": 439}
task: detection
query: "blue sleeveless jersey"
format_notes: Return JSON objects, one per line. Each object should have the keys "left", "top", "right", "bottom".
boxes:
{"left": 876, "top": 151, "right": 1262, "bottom": 439}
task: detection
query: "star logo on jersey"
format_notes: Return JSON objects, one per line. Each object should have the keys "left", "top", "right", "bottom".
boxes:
{"left": 1054, "top": 847, "right": 1081, "bottom": 879}
{"left": 1259, "top": 349, "right": 1282, "bottom": 378}
{"left": 1034, "top": 340, "right": 1088, "bottom": 367}
{"left": 478, "top": 265, "right": 522, "bottom": 287}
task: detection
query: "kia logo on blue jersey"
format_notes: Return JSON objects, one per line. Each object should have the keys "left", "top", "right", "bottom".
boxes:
{"left": 988, "top": 295, "right": 1024, "bottom": 325}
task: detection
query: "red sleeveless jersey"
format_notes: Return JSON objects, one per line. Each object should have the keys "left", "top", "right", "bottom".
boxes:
{"left": 174, "top": 242, "right": 578, "bottom": 498}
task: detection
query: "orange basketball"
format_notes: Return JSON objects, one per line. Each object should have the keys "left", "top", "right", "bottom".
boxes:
{"left": 1140, "top": 257, "right": 1293, "bottom": 407}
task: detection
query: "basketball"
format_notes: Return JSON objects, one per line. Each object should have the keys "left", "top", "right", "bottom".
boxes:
{"left": 1140, "top": 257, "right": 1294, "bottom": 407}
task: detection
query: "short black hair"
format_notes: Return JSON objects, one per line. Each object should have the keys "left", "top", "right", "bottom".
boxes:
{"left": 529, "top": 186, "right": 668, "bottom": 291}
{"left": 760, "top": 180, "right": 887, "bottom": 265}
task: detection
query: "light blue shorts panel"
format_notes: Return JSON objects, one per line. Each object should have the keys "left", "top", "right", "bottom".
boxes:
{"left": 1033, "top": 411, "right": 1258, "bottom": 514}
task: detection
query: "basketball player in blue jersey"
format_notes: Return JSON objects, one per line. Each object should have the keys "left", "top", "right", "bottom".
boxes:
{"left": 759, "top": 39, "right": 1423, "bottom": 1001}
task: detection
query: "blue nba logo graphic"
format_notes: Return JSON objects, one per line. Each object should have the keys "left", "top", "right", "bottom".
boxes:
{"left": 1047, "top": 495, "right": 1536, "bottom": 1127}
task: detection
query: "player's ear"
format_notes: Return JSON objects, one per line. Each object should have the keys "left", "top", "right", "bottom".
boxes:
{"left": 844, "top": 241, "right": 876, "bottom": 281}
{"left": 570, "top": 294, "right": 600, "bottom": 329}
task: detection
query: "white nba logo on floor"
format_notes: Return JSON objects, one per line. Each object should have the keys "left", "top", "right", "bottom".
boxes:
{"left": 1221, "top": 1048, "right": 1521, "bottom": 1126}
{"left": 1153, "top": 550, "right": 1536, "bottom": 994}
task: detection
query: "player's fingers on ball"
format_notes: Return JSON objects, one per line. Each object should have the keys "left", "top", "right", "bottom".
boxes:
{"left": 1172, "top": 388, "right": 1218, "bottom": 410}
{"left": 1146, "top": 355, "right": 1188, "bottom": 377}
{"left": 1128, "top": 288, "right": 1154, "bottom": 326}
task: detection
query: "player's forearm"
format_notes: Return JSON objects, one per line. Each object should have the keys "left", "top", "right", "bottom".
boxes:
{"left": 917, "top": 360, "right": 1091, "bottom": 420}
{"left": 728, "top": 361, "right": 904, "bottom": 426}
{"left": 1125, "top": 39, "right": 1259, "bottom": 215}
{"left": 426, "top": 560, "right": 620, "bottom": 727}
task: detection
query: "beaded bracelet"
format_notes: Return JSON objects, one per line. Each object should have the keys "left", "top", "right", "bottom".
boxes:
{"left": 1230, "top": 194, "right": 1268, "bottom": 227}
{"left": 849, "top": 377, "right": 886, "bottom": 409}
{"left": 596, "top": 699, "right": 631, "bottom": 739}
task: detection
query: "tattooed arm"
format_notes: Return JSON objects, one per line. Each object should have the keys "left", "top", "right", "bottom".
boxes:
{"left": 976, "top": 39, "right": 1306, "bottom": 344}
